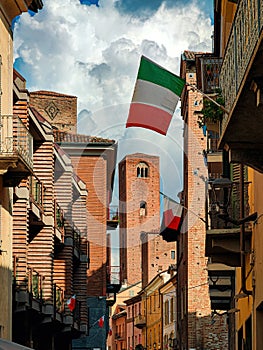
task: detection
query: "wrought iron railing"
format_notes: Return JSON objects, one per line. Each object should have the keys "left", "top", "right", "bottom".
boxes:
{"left": 0, "top": 115, "right": 33, "bottom": 169}
{"left": 53, "top": 284, "right": 64, "bottom": 313}
{"left": 220, "top": 0, "right": 263, "bottom": 132}
{"left": 30, "top": 175, "right": 44, "bottom": 209}
{"left": 207, "top": 182, "right": 250, "bottom": 230}
{"left": 55, "top": 201, "right": 65, "bottom": 234}
{"left": 73, "top": 225, "right": 81, "bottom": 252}
{"left": 28, "top": 267, "right": 43, "bottom": 299}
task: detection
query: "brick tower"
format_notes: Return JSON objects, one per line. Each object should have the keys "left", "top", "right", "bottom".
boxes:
{"left": 178, "top": 50, "right": 229, "bottom": 349}
{"left": 119, "top": 153, "right": 176, "bottom": 286}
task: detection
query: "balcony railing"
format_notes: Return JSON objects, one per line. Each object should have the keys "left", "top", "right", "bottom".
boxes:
{"left": 220, "top": 0, "right": 263, "bottom": 132}
{"left": 115, "top": 332, "right": 125, "bottom": 340}
{"left": 27, "top": 267, "right": 43, "bottom": 299}
{"left": 55, "top": 201, "right": 65, "bottom": 234}
{"left": 53, "top": 284, "right": 64, "bottom": 313}
{"left": 0, "top": 115, "right": 33, "bottom": 170}
{"left": 73, "top": 225, "right": 81, "bottom": 252}
{"left": 107, "top": 206, "right": 119, "bottom": 221}
{"left": 107, "top": 205, "right": 119, "bottom": 229}
{"left": 207, "top": 181, "right": 250, "bottom": 230}
{"left": 30, "top": 175, "right": 44, "bottom": 209}
{"left": 134, "top": 314, "right": 146, "bottom": 329}
{"left": 106, "top": 266, "right": 121, "bottom": 294}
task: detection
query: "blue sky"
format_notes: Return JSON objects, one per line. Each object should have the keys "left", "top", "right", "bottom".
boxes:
{"left": 13, "top": 0, "right": 213, "bottom": 204}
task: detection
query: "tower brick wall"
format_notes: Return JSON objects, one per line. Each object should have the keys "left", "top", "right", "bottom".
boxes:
{"left": 119, "top": 153, "right": 176, "bottom": 287}
{"left": 178, "top": 52, "right": 229, "bottom": 349}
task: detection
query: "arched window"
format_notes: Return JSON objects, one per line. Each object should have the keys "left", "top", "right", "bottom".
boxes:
{"left": 137, "top": 162, "right": 149, "bottom": 178}
{"left": 140, "top": 201, "right": 147, "bottom": 217}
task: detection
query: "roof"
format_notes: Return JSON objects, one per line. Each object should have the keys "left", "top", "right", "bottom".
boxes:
{"left": 30, "top": 90, "right": 77, "bottom": 99}
{"left": 182, "top": 50, "right": 204, "bottom": 61}
{"left": 54, "top": 130, "right": 115, "bottom": 144}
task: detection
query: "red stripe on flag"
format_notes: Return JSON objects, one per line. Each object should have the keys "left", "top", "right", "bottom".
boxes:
{"left": 126, "top": 103, "right": 172, "bottom": 135}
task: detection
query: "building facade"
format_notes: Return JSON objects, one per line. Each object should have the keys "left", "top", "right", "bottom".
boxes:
{"left": 178, "top": 50, "right": 229, "bottom": 349}
{"left": 0, "top": 0, "right": 43, "bottom": 341}
{"left": 159, "top": 272, "right": 177, "bottom": 350}
{"left": 210, "top": 1, "right": 263, "bottom": 349}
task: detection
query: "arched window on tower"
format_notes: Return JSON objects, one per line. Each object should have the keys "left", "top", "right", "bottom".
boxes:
{"left": 140, "top": 201, "right": 147, "bottom": 217}
{"left": 137, "top": 162, "right": 149, "bottom": 178}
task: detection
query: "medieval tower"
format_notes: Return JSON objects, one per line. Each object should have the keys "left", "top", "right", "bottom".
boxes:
{"left": 119, "top": 153, "right": 176, "bottom": 287}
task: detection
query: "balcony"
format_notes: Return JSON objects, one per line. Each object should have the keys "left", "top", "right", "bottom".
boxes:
{"left": 41, "top": 283, "right": 65, "bottom": 327}
{"left": 29, "top": 175, "right": 47, "bottom": 237}
{"left": 54, "top": 201, "right": 65, "bottom": 244}
{"left": 73, "top": 224, "right": 81, "bottom": 261}
{"left": 13, "top": 261, "right": 44, "bottom": 314}
{"left": 134, "top": 314, "right": 146, "bottom": 329}
{"left": 206, "top": 180, "right": 252, "bottom": 267}
{"left": 115, "top": 332, "right": 125, "bottom": 340}
{"left": 0, "top": 115, "right": 33, "bottom": 186}
{"left": 107, "top": 205, "right": 119, "bottom": 230}
{"left": 219, "top": 0, "right": 263, "bottom": 172}
{"left": 106, "top": 266, "right": 121, "bottom": 295}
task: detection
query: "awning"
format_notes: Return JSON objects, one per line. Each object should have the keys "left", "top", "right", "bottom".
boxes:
{"left": 0, "top": 339, "right": 35, "bottom": 350}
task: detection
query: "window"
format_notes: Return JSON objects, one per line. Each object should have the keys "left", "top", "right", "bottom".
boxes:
{"left": 140, "top": 201, "right": 147, "bottom": 217}
{"left": 170, "top": 298, "right": 174, "bottom": 322}
{"left": 164, "top": 300, "right": 169, "bottom": 325}
{"left": 171, "top": 250, "right": 176, "bottom": 260}
{"left": 137, "top": 162, "right": 149, "bottom": 178}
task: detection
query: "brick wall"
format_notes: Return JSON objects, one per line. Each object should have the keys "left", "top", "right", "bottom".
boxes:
{"left": 179, "top": 56, "right": 229, "bottom": 349}
{"left": 71, "top": 155, "right": 107, "bottom": 296}
{"left": 119, "top": 153, "right": 176, "bottom": 287}
{"left": 30, "top": 90, "right": 77, "bottom": 133}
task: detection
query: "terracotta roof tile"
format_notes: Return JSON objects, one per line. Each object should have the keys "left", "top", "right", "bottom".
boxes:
{"left": 183, "top": 50, "right": 203, "bottom": 61}
{"left": 53, "top": 130, "right": 115, "bottom": 144}
{"left": 30, "top": 90, "right": 77, "bottom": 98}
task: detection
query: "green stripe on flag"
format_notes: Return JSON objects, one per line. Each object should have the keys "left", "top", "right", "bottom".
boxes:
{"left": 137, "top": 56, "right": 185, "bottom": 97}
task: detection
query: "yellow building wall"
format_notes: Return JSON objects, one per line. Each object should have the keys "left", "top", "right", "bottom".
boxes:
{"left": 220, "top": 0, "right": 237, "bottom": 55}
{"left": 252, "top": 170, "right": 263, "bottom": 349}
{"left": 143, "top": 287, "right": 162, "bottom": 349}
{"left": 0, "top": 11, "right": 15, "bottom": 341}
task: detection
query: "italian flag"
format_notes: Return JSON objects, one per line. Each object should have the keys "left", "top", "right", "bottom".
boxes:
{"left": 161, "top": 196, "right": 183, "bottom": 231}
{"left": 126, "top": 56, "right": 185, "bottom": 135}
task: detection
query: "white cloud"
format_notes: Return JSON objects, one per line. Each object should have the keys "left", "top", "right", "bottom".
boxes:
{"left": 13, "top": 0, "right": 212, "bottom": 200}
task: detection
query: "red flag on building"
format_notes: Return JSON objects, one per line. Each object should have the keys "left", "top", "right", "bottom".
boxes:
{"left": 98, "top": 315, "right": 104, "bottom": 328}
{"left": 160, "top": 196, "right": 183, "bottom": 242}
{"left": 66, "top": 295, "right": 76, "bottom": 311}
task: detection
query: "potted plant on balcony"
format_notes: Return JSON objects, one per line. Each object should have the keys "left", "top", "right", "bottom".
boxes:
{"left": 197, "top": 89, "right": 225, "bottom": 128}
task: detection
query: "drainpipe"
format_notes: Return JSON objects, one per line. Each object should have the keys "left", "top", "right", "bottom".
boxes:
{"left": 240, "top": 164, "right": 252, "bottom": 295}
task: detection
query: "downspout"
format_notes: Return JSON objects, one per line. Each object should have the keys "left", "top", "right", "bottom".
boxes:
{"left": 240, "top": 164, "right": 252, "bottom": 295}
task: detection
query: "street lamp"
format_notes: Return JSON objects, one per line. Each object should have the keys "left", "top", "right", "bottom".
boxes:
{"left": 211, "top": 177, "right": 233, "bottom": 218}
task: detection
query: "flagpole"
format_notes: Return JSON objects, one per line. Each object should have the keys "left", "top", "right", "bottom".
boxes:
{"left": 160, "top": 191, "right": 207, "bottom": 224}
{"left": 186, "top": 83, "right": 230, "bottom": 115}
